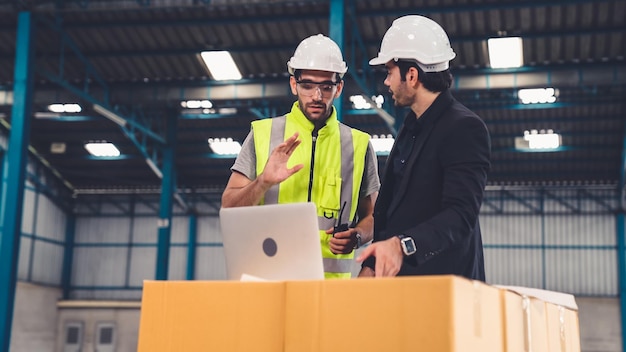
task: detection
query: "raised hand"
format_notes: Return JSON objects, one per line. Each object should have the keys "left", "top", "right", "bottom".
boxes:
{"left": 258, "top": 132, "right": 304, "bottom": 186}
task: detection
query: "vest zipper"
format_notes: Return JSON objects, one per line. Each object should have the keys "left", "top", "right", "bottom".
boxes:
{"left": 307, "top": 131, "right": 317, "bottom": 202}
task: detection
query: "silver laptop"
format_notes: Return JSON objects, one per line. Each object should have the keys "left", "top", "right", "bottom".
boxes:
{"left": 219, "top": 202, "right": 324, "bottom": 281}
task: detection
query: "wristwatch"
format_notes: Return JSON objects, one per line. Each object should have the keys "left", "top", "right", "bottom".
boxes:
{"left": 397, "top": 235, "right": 417, "bottom": 256}
{"left": 354, "top": 233, "right": 362, "bottom": 249}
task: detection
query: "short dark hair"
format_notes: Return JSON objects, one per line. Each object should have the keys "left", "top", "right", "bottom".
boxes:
{"left": 395, "top": 60, "right": 452, "bottom": 93}
{"left": 293, "top": 69, "right": 342, "bottom": 83}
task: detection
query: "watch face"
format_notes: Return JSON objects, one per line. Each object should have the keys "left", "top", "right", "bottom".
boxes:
{"left": 401, "top": 237, "right": 416, "bottom": 255}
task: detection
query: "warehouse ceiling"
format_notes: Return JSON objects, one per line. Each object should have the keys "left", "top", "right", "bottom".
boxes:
{"left": 0, "top": 0, "right": 624, "bottom": 196}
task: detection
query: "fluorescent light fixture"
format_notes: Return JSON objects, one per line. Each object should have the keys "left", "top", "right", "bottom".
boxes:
{"left": 48, "top": 103, "right": 82, "bottom": 113}
{"left": 208, "top": 137, "right": 241, "bottom": 155}
{"left": 181, "top": 99, "right": 213, "bottom": 109}
{"left": 515, "top": 129, "right": 561, "bottom": 151}
{"left": 370, "top": 134, "right": 395, "bottom": 155}
{"left": 93, "top": 104, "right": 127, "bottom": 127}
{"left": 518, "top": 88, "right": 557, "bottom": 104}
{"left": 200, "top": 51, "right": 242, "bottom": 81}
{"left": 50, "top": 142, "right": 66, "bottom": 154}
{"left": 488, "top": 37, "right": 523, "bottom": 68}
{"left": 349, "top": 95, "right": 384, "bottom": 110}
{"left": 84, "top": 142, "right": 121, "bottom": 157}
{"left": 350, "top": 95, "right": 371, "bottom": 109}
{"left": 373, "top": 95, "right": 384, "bottom": 108}
{"left": 35, "top": 112, "right": 62, "bottom": 119}
{"left": 218, "top": 108, "right": 238, "bottom": 115}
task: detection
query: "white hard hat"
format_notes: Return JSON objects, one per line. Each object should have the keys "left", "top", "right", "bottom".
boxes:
{"left": 369, "top": 15, "right": 456, "bottom": 72}
{"left": 287, "top": 34, "right": 348, "bottom": 78}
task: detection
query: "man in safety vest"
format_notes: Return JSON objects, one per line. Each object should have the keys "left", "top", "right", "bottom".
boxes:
{"left": 222, "top": 34, "right": 381, "bottom": 279}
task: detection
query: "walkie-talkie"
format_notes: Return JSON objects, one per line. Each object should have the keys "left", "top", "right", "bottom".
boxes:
{"left": 333, "top": 201, "right": 349, "bottom": 235}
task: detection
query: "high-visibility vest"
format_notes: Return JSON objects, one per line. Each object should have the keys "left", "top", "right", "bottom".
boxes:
{"left": 252, "top": 102, "right": 370, "bottom": 279}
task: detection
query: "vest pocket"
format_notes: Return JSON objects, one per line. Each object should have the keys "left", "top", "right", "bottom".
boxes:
{"left": 319, "top": 173, "right": 342, "bottom": 214}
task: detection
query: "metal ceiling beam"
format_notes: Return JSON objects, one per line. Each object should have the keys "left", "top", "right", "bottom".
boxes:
{"left": 0, "top": 62, "right": 618, "bottom": 98}
{"left": 80, "top": 63, "right": 626, "bottom": 106}
{"left": 33, "top": 15, "right": 173, "bottom": 183}
{"left": 344, "top": 0, "right": 396, "bottom": 134}
{"left": 2, "top": 26, "right": 621, "bottom": 61}
{"left": 0, "top": 0, "right": 605, "bottom": 30}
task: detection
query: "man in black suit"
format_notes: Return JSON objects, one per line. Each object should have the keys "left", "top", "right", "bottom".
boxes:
{"left": 357, "top": 15, "right": 491, "bottom": 281}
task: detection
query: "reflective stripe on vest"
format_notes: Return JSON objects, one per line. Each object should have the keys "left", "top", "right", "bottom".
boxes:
{"left": 263, "top": 117, "right": 286, "bottom": 205}
{"left": 252, "top": 104, "right": 369, "bottom": 279}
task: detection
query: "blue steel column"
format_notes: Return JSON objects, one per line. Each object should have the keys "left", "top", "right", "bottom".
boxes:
{"left": 61, "top": 214, "right": 76, "bottom": 299}
{"left": 0, "top": 12, "right": 35, "bottom": 352}
{"left": 617, "top": 214, "right": 626, "bottom": 345}
{"left": 329, "top": 0, "right": 344, "bottom": 121}
{"left": 186, "top": 213, "right": 197, "bottom": 280}
{"left": 618, "top": 122, "right": 626, "bottom": 352}
{"left": 155, "top": 114, "right": 178, "bottom": 280}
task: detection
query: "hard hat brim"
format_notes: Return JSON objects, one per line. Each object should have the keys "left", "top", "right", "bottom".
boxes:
{"left": 369, "top": 56, "right": 389, "bottom": 66}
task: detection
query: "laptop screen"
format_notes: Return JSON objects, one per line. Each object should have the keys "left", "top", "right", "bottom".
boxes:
{"left": 219, "top": 202, "right": 324, "bottom": 281}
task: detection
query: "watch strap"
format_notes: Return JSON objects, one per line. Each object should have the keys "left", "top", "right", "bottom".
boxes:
{"left": 354, "top": 233, "right": 362, "bottom": 249}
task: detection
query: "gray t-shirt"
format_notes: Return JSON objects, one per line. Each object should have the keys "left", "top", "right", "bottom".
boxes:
{"left": 231, "top": 130, "right": 381, "bottom": 199}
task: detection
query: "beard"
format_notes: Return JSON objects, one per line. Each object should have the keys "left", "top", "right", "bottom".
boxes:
{"left": 390, "top": 84, "right": 413, "bottom": 107}
{"left": 299, "top": 99, "right": 332, "bottom": 124}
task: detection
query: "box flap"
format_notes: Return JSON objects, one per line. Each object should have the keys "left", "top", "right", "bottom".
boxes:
{"left": 496, "top": 285, "right": 578, "bottom": 310}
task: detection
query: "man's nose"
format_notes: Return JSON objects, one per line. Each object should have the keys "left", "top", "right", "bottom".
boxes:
{"left": 313, "top": 86, "right": 323, "bottom": 98}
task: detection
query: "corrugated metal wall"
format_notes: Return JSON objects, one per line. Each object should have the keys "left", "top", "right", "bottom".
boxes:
{"left": 482, "top": 187, "right": 618, "bottom": 296}
{"left": 70, "top": 204, "right": 227, "bottom": 299}
{"left": 14, "top": 185, "right": 621, "bottom": 300}
{"left": 17, "top": 182, "right": 67, "bottom": 287}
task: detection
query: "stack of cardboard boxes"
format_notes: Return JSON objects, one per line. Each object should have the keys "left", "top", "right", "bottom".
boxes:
{"left": 499, "top": 285, "right": 580, "bottom": 352}
{"left": 137, "top": 276, "right": 580, "bottom": 351}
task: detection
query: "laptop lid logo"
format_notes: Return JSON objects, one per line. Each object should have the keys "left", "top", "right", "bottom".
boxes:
{"left": 262, "top": 238, "right": 277, "bottom": 257}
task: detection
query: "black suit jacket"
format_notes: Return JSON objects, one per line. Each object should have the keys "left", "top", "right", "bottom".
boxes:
{"left": 364, "top": 90, "right": 491, "bottom": 280}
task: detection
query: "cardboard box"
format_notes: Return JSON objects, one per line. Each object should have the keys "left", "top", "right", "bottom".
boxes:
{"left": 138, "top": 276, "right": 503, "bottom": 352}
{"left": 137, "top": 280, "right": 285, "bottom": 352}
{"left": 499, "top": 289, "right": 549, "bottom": 352}
{"left": 498, "top": 285, "right": 580, "bottom": 352}
{"left": 285, "top": 276, "right": 503, "bottom": 352}
{"left": 546, "top": 302, "right": 581, "bottom": 352}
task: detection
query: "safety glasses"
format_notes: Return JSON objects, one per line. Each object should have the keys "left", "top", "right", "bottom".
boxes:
{"left": 296, "top": 80, "right": 338, "bottom": 98}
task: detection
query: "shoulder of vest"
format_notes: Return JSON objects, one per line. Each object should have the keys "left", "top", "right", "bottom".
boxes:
{"left": 339, "top": 123, "right": 370, "bottom": 141}
{"left": 251, "top": 115, "right": 286, "bottom": 129}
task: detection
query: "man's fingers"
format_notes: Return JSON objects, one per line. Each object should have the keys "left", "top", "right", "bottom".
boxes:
{"left": 332, "top": 230, "right": 352, "bottom": 240}
{"left": 285, "top": 139, "right": 301, "bottom": 154}
{"left": 282, "top": 133, "right": 301, "bottom": 154}
{"left": 329, "top": 237, "right": 352, "bottom": 253}
{"left": 356, "top": 244, "right": 374, "bottom": 262}
{"left": 287, "top": 164, "right": 304, "bottom": 175}
{"left": 375, "top": 260, "right": 384, "bottom": 277}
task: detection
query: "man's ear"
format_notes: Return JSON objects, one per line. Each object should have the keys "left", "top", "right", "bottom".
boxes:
{"left": 334, "top": 80, "right": 344, "bottom": 97}
{"left": 289, "top": 76, "right": 298, "bottom": 96}
{"left": 407, "top": 67, "right": 418, "bottom": 82}
{"left": 406, "top": 67, "right": 420, "bottom": 87}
